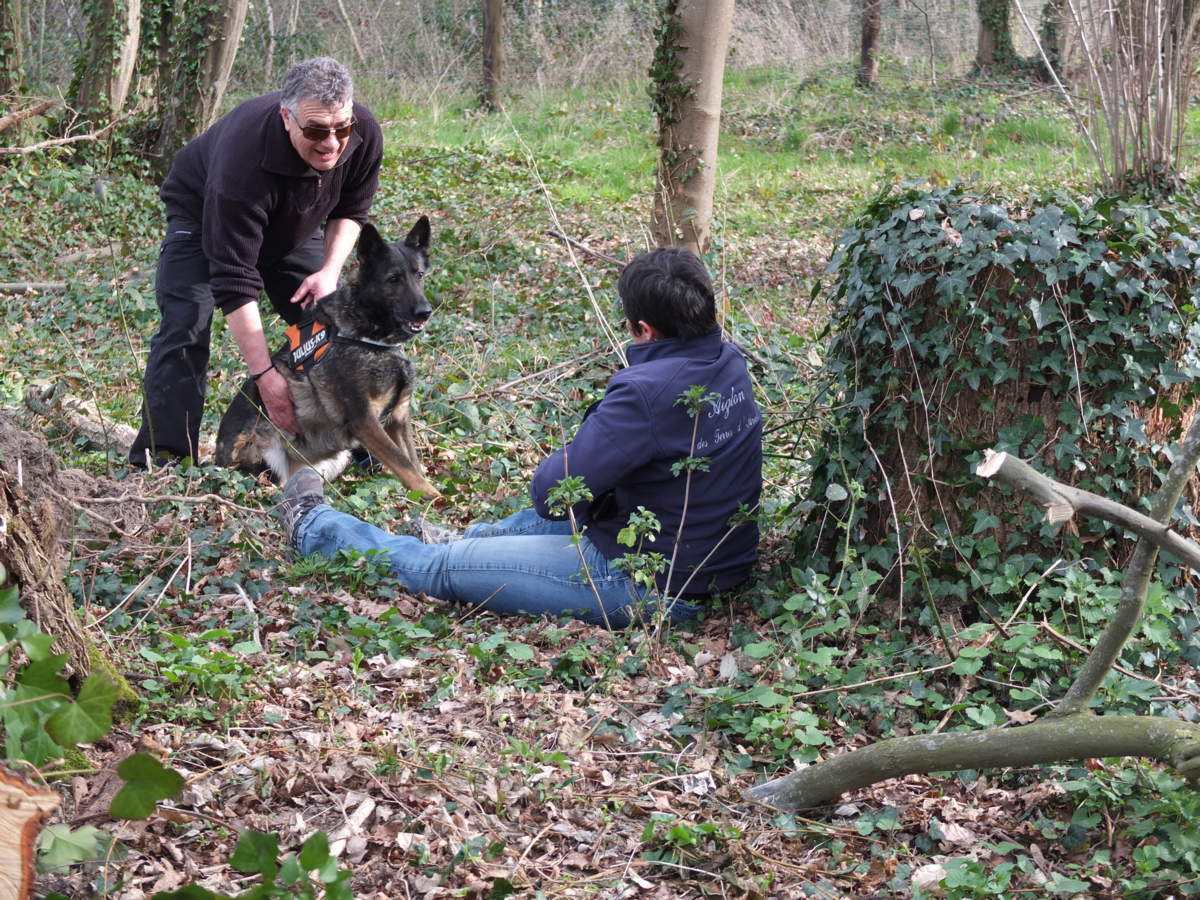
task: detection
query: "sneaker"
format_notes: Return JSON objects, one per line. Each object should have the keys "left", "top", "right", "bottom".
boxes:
{"left": 276, "top": 467, "right": 326, "bottom": 547}
{"left": 409, "top": 513, "right": 462, "bottom": 545}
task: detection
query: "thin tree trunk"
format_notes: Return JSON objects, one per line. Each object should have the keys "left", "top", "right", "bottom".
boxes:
{"left": 480, "top": 0, "right": 504, "bottom": 111}
{"left": 650, "top": 0, "right": 735, "bottom": 256}
{"left": 0, "top": 0, "right": 25, "bottom": 99}
{"left": 858, "top": 0, "right": 882, "bottom": 87}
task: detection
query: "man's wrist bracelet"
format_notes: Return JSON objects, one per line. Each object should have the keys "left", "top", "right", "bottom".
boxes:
{"left": 251, "top": 366, "right": 274, "bottom": 381}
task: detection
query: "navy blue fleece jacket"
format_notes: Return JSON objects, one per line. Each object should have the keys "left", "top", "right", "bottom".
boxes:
{"left": 531, "top": 329, "right": 762, "bottom": 595}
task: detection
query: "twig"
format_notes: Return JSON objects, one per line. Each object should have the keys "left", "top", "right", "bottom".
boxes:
{"left": 448, "top": 349, "right": 607, "bottom": 402}
{"left": 0, "top": 113, "right": 129, "bottom": 155}
{"left": 1038, "top": 621, "right": 1200, "bottom": 701}
{"left": 0, "top": 98, "right": 58, "bottom": 134}
{"left": 545, "top": 229, "right": 625, "bottom": 269}
{"left": 73, "top": 492, "right": 269, "bottom": 517}
{"left": 790, "top": 661, "right": 955, "bottom": 699}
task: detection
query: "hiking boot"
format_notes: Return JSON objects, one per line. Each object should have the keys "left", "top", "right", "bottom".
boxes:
{"left": 276, "top": 467, "right": 326, "bottom": 548}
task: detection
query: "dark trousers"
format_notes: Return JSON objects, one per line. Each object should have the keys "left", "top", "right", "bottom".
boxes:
{"left": 129, "top": 220, "right": 326, "bottom": 465}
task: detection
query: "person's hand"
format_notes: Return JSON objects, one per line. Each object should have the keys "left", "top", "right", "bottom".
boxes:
{"left": 289, "top": 269, "right": 339, "bottom": 310}
{"left": 257, "top": 368, "right": 301, "bottom": 436}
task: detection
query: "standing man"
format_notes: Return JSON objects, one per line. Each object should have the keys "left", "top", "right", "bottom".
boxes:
{"left": 129, "top": 57, "right": 384, "bottom": 467}
{"left": 276, "top": 247, "right": 763, "bottom": 629}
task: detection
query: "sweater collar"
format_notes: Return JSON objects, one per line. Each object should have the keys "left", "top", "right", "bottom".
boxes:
{"left": 261, "top": 92, "right": 364, "bottom": 178}
{"left": 626, "top": 327, "right": 723, "bottom": 365}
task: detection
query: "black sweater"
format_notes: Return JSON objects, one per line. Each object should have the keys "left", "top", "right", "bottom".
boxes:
{"left": 159, "top": 91, "right": 383, "bottom": 315}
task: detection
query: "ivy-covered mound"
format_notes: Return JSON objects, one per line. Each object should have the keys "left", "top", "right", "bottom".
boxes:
{"left": 799, "top": 181, "right": 1200, "bottom": 609}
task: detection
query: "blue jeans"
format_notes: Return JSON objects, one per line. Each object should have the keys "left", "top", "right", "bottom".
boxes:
{"left": 294, "top": 507, "right": 702, "bottom": 628}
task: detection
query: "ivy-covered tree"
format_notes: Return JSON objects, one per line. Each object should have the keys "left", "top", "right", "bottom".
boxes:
{"left": 71, "top": 0, "right": 142, "bottom": 125}
{"left": 752, "top": 180, "right": 1200, "bottom": 811}
{"left": 974, "top": 0, "right": 1019, "bottom": 73}
{"left": 142, "top": 0, "right": 249, "bottom": 175}
{"left": 649, "top": 0, "right": 734, "bottom": 256}
{"left": 0, "top": 0, "right": 24, "bottom": 101}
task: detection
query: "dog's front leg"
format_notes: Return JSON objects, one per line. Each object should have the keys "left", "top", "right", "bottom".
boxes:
{"left": 383, "top": 401, "right": 423, "bottom": 477}
{"left": 350, "top": 414, "right": 441, "bottom": 500}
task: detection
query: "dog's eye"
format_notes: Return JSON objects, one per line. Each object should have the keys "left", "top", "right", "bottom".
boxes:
{"left": 387, "top": 272, "right": 403, "bottom": 283}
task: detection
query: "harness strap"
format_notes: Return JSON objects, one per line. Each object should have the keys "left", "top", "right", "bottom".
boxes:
{"left": 333, "top": 334, "right": 408, "bottom": 350}
{"left": 282, "top": 319, "right": 405, "bottom": 374}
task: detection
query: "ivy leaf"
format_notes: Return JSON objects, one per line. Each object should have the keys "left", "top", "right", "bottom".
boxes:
{"left": 37, "top": 823, "right": 110, "bottom": 872}
{"left": 825, "top": 483, "right": 849, "bottom": 502}
{"left": 45, "top": 672, "right": 119, "bottom": 747}
{"left": 110, "top": 753, "right": 186, "bottom": 819}
{"left": 152, "top": 888, "right": 230, "bottom": 899}
{"left": 230, "top": 829, "right": 280, "bottom": 880}
{"left": 0, "top": 583, "right": 23, "bottom": 624}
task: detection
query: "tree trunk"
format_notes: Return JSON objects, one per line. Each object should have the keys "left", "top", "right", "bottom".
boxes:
{"left": 975, "top": 0, "right": 1017, "bottom": 72}
{"left": 0, "top": 0, "right": 24, "bottom": 99}
{"left": 71, "top": 0, "right": 142, "bottom": 122}
{"left": 650, "top": 0, "right": 734, "bottom": 257}
{"left": 746, "top": 409, "right": 1200, "bottom": 811}
{"left": 480, "top": 0, "right": 504, "bottom": 111}
{"left": 0, "top": 413, "right": 140, "bottom": 699}
{"left": 150, "top": 0, "right": 249, "bottom": 176}
{"left": 858, "top": 0, "right": 882, "bottom": 87}
{"left": 1036, "top": 0, "right": 1066, "bottom": 82}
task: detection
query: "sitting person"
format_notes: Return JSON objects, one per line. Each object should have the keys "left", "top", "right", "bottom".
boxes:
{"left": 276, "top": 246, "right": 763, "bottom": 628}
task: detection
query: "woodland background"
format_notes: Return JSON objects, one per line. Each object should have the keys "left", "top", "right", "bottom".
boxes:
{"left": 3, "top": 1, "right": 1200, "bottom": 898}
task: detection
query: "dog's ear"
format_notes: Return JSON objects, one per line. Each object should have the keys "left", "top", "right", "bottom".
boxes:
{"left": 404, "top": 216, "right": 431, "bottom": 253}
{"left": 356, "top": 222, "right": 389, "bottom": 263}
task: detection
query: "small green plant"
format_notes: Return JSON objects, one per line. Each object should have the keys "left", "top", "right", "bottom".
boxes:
{"left": 151, "top": 830, "right": 353, "bottom": 899}
{"left": 641, "top": 814, "right": 742, "bottom": 866}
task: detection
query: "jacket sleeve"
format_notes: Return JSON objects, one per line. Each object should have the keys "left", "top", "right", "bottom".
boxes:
{"left": 327, "top": 108, "right": 382, "bottom": 224}
{"left": 205, "top": 188, "right": 270, "bottom": 316}
{"left": 530, "top": 379, "right": 657, "bottom": 521}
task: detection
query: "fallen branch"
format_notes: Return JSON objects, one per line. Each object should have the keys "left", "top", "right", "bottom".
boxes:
{"left": 545, "top": 229, "right": 626, "bottom": 269}
{"left": 24, "top": 382, "right": 137, "bottom": 456}
{"left": 0, "top": 98, "right": 59, "bottom": 135}
{"left": 0, "top": 283, "right": 67, "bottom": 294}
{"left": 0, "top": 113, "right": 128, "bottom": 155}
{"left": 745, "top": 716, "right": 1200, "bottom": 810}
{"left": 976, "top": 449, "right": 1200, "bottom": 571}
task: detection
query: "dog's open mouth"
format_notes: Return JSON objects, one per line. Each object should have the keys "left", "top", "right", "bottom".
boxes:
{"left": 404, "top": 321, "right": 426, "bottom": 334}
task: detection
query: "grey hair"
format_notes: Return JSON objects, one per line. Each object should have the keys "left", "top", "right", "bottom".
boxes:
{"left": 280, "top": 57, "right": 353, "bottom": 112}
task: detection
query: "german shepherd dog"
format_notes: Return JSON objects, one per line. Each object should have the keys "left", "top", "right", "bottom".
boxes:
{"left": 215, "top": 217, "right": 440, "bottom": 498}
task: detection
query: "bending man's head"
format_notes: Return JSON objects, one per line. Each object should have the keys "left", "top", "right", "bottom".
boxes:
{"left": 279, "top": 58, "right": 356, "bottom": 172}
{"left": 618, "top": 246, "right": 718, "bottom": 341}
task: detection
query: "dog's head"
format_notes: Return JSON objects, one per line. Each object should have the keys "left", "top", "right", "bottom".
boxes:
{"left": 338, "top": 217, "right": 432, "bottom": 343}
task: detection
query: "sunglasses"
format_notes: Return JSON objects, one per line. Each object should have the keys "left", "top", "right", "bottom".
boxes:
{"left": 296, "top": 118, "right": 356, "bottom": 142}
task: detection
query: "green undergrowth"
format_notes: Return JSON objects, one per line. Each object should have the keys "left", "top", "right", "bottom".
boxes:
{"left": 797, "top": 179, "right": 1200, "bottom": 610}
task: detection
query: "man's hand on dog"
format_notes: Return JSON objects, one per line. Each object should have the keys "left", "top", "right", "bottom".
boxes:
{"left": 290, "top": 269, "right": 339, "bottom": 310}
{"left": 257, "top": 368, "right": 302, "bottom": 435}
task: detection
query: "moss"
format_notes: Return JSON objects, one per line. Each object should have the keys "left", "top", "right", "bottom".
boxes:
{"left": 86, "top": 643, "right": 141, "bottom": 717}
{"left": 53, "top": 746, "right": 99, "bottom": 780}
